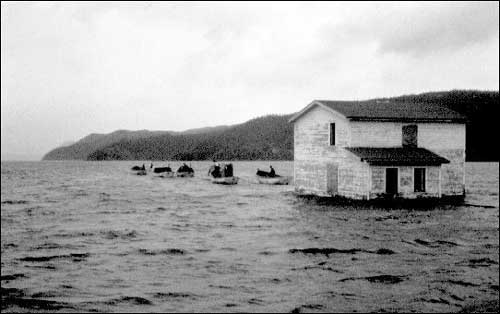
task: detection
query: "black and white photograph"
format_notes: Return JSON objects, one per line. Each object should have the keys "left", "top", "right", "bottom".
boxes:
{"left": 1, "top": 1, "right": 499, "bottom": 313}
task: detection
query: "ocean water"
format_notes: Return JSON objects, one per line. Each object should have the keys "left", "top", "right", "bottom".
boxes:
{"left": 1, "top": 161, "right": 498, "bottom": 313}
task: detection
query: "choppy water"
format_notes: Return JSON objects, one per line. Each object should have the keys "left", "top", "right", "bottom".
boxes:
{"left": 1, "top": 161, "right": 498, "bottom": 313}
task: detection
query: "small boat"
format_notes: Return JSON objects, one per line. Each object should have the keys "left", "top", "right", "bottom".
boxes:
{"left": 211, "top": 176, "right": 239, "bottom": 185}
{"left": 176, "top": 171, "right": 194, "bottom": 178}
{"left": 153, "top": 167, "right": 172, "bottom": 173}
{"left": 131, "top": 165, "right": 143, "bottom": 171}
{"left": 153, "top": 166, "right": 174, "bottom": 178}
{"left": 256, "top": 175, "right": 289, "bottom": 185}
{"left": 156, "top": 171, "right": 175, "bottom": 178}
{"left": 176, "top": 163, "right": 195, "bottom": 177}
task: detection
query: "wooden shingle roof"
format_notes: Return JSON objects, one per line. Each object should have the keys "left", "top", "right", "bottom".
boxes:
{"left": 346, "top": 147, "right": 450, "bottom": 166}
{"left": 289, "top": 100, "right": 466, "bottom": 123}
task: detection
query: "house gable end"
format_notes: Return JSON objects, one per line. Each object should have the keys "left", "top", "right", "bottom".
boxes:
{"left": 288, "top": 101, "right": 349, "bottom": 123}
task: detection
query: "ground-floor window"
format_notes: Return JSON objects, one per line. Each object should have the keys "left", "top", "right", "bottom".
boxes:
{"left": 414, "top": 168, "right": 426, "bottom": 192}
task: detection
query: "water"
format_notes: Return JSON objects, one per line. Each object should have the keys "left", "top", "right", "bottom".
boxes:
{"left": 1, "top": 161, "right": 498, "bottom": 312}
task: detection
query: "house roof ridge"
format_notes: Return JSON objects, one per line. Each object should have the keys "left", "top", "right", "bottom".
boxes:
{"left": 290, "top": 99, "right": 466, "bottom": 123}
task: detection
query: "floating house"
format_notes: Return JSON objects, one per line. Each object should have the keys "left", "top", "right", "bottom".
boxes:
{"left": 289, "top": 100, "right": 466, "bottom": 200}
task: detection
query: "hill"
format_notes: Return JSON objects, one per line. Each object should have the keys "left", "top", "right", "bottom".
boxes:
{"left": 42, "top": 130, "right": 172, "bottom": 160}
{"left": 86, "top": 114, "right": 293, "bottom": 161}
{"left": 42, "top": 90, "right": 499, "bottom": 161}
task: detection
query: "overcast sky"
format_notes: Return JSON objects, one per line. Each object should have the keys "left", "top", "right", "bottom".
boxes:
{"left": 1, "top": 1, "right": 499, "bottom": 160}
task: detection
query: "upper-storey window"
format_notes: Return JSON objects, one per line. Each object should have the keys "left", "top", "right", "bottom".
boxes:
{"left": 330, "top": 123, "right": 335, "bottom": 145}
{"left": 402, "top": 125, "right": 418, "bottom": 147}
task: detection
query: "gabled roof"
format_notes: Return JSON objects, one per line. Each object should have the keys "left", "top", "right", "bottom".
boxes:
{"left": 346, "top": 147, "right": 450, "bottom": 166}
{"left": 289, "top": 100, "right": 466, "bottom": 123}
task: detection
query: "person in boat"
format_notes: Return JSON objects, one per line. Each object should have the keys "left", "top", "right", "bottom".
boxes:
{"left": 269, "top": 165, "right": 276, "bottom": 177}
{"left": 213, "top": 159, "right": 220, "bottom": 167}
{"left": 150, "top": 162, "right": 153, "bottom": 169}
{"left": 224, "top": 163, "right": 233, "bottom": 177}
{"left": 141, "top": 164, "right": 146, "bottom": 171}
{"left": 178, "top": 163, "right": 193, "bottom": 173}
{"left": 166, "top": 164, "right": 172, "bottom": 172}
{"left": 178, "top": 163, "right": 187, "bottom": 173}
{"left": 210, "top": 159, "right": 221, "bottom": 178}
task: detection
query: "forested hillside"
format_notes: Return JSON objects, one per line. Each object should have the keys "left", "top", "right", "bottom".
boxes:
{"left": 43, "top": 90, "right": 499, "bottom": 161}
{"left": 87, "top": 115, "right": 293, "bottom": 161}
{"left": 42, "top": 130, "right": 172, "bottom": 160}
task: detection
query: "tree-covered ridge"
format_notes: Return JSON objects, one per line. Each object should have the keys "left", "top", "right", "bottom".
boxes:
{"left": 43, "top": 90, "right": 499, "bottom": 161}
{"left": 42, "top": 130, "right": 172, "bottom": 160}
{"left": 87, "top": 114, "right": 294, "bottom": 161}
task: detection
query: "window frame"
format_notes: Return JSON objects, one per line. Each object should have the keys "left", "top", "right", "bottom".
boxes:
{"left": 414, "top": 167, "right": 426, "bottom": 192}
{"left": 330, "top": 123, "right": 335, "bottom": 146}
{"left": 402, "top": 124, "right": 418, "bottom": 147}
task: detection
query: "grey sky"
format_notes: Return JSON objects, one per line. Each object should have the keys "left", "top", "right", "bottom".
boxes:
{"left": 1, "top": 1, "right": 499, "bottom": 160}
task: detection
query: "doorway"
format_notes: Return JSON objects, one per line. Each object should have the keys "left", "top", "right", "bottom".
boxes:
{"left": 327, "top": 163, "right": 338, "bottom": 195}
{"left": 386, "top": 168, "right": 398, "bottom": 194}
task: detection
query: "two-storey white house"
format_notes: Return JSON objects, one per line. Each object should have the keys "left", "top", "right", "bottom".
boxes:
{"left": 289, "top": 100, "right": 466, "bottom": 200}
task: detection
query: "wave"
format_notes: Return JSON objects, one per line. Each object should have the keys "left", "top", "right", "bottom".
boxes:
{"left": 19, "top": 253, "right": 90, "bottom": 262}
{"left": 339, "top": 274, "right": 406, "bottom": 284}
{"left": 467, "top": 257, "right": 499, "bottom": 267}
{"left": 1, "top": 287, "right": 75, "bottom": 311}
{"left": 104, "top": 296, "right": 153, "bottom": 306}
{"left": 413, "top": 239, "right": 459, "bottom": 247}
{"left": 100, "top": 230, "right": 139, "bottom": 240}
{"left": 289, "top": 247, "right": 396, "bottom": 256}
{"left": 445, "top": 279, "right": 480, "bottom": 287}
{"left": 52, "top": 231, "right": 96, "bottom": 238}
{"left": 137, "top": 248, "right": 185, "bottom": 255}
{"left": 1, "top": 200, "right": 29, "bottom": 205}
{"left": 291, "top": 304, "right": 324, "bottom": 312}
{"left": 31, "top": 243, "right": 83, "bottom": 250}
{"left": 1, "top": 273, "right": 26, "bottom": 281}
{"left": 152, "top": 292, "right": 197, "bottom": 299}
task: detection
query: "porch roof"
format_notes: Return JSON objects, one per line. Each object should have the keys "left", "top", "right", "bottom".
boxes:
{"left": 346, "top": 147, "right": 450, "bottom": 166}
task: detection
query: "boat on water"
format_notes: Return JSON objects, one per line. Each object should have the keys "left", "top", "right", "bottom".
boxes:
{"left": 255, "top": 167, "right": 288, "bottom": 184}
{"left": 176, "top": 163, "right": 195, "bottom": 177}
{"left": 131, "top": 164, "right": 147, "bottom": 175}
{"left": 153, "top": 166, "right": 171, "bottom": 173}
{"left": 211, "top": 176, "right": 239, "bottom": 185}
{"left": 256, "top": 175, "right": 290, "bottom": 185}
{"left": 156, "top": 171, "right": 175, "bottom": 178}
{"left": 208, "top": 162, "right": 237, "bottom": 184}
{"left": 176, "top": 172, "right": 194, "bottom": 178}
{"left": 153, "top": 166, "right": 175, "bottom": 178}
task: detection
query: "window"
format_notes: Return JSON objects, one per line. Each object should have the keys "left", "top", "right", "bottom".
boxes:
{"left": 414, "top": 168, "right": 426, "bottom": 192}
{"left": 330, "top": 123, "right": 335, "bottom": 146}
{"left": 402, "top": 125, "right": 418, "bottom": 147}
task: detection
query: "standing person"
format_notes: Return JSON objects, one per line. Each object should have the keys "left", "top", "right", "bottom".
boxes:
{"left": 269, "top": 165, "right": 276, "bottom": 177}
